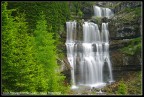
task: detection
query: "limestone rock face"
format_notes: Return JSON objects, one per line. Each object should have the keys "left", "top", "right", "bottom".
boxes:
{"left": 107, "top": 2, "right": 142, "bottom": 81}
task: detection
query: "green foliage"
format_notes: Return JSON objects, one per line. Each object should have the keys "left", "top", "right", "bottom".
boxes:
{"left": 33, "top": 12, "right": 70, "bottom": 93}
{"left": 7, "top": 2, "right": 70, "bottom": 36}
{"left": 117, "top": 80, "right": 127, "bottom": 95}
{"left": 70, "top": 1, "right": 93, "bottom": 16}
{"left": 34, "top": 13, "right": 55, "bottom": 92}
{"left": 2, "top": 2, "right": 70, "bottom": 94}
{"left": 71, "top": 1, "right": 82, "bottom": 15}
{"left": 2, "top": 2, "right": 17, "bottom": 92}
{"left": 2, "top": 2, "right": 36, "bottom": 92}
{"left": 134, "top": 7, "right": 142, "bottom": 17}
{"left": 120, "top": 7, "right": 141, "bottom": 17}
{"left": 120, "top": 37, "right": 142, "bottom": 55}
{"left": 103, "top": 71, "right": 142, "bottom": 95}
{"left": 127, "top": 72, "right": 142, "bottom": 95}
{"left": 77, "top": 9, "right": 83, "bottom": 18}
{"left": 7, "top": 2, "right": 71, "bottom": 59}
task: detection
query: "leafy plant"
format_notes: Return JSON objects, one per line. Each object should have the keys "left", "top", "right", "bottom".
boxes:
{"left": 116, "top": 80, "right": 127, "bottom": 95}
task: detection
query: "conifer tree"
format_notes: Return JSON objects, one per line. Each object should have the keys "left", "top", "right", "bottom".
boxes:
{"left": 2, "top": 2, "right": 36, "bottom": 92}
{"left": 34, "top": 12, "right": 69, "bottom": 93}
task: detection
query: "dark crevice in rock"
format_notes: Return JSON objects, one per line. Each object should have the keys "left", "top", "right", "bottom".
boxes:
{"left": 110, "top": 35, "right": 140, "bottom": 40}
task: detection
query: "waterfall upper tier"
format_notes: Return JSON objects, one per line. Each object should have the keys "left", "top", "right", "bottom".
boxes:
{"left": 93, "top": 6, "right": 114, "bottom": 19}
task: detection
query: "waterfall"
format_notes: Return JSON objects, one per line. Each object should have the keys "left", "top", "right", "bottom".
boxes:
{"left": 65, "top": 21, "right": 77, "bottom": 89}
{"left": 93, "top": 6, "right": 102, "bottom": 17}
{"left": 93, "top": 6, "right": 114, "bottom": 18}
{"left": 66, "top": 5, "right": 114, "bottom": 89}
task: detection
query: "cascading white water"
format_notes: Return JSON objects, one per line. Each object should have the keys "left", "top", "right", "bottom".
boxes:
{"left": 65, "top": 21, "right": 78, "bottom": 89}
{"left": 80, "top": 22, "right": 105, "bottom": 87}
{"left": 93, "top": 6, "right": 102, "bottom": 17}
{"left": 93, "top": 6, "right": 114, "bottom": 18}
{"left": 101, "top": 23, "right": 113, "bottom": 83}
{"left": 66, "top": 5, "right": 114, "bottom": 89}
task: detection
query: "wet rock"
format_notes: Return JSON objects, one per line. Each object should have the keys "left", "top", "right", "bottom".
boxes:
{"left": 82, "top": 6, "right": 94, "bottom": 19}
{"left": 101, "top": 17, "right": 110, "bottom": 22}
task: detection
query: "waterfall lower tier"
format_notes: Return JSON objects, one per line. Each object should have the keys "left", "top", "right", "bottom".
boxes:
{"left": 66, "top": 21, "right": 113, "bottom": 89}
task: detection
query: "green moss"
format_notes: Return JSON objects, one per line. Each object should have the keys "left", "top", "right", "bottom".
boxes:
{"left": 112, "top": 2, "right": 122, "bottom": 9}
{"left": 120, "top": 37, "right": 142, "bottom": 55}
{"left": 91, "top": 16, "right": 102, "bottom": 24}
{"left": 117, "top": 6, "right": 141, "bottom": 18}
{"left": 115, "top": 6, "right": 141, "bottom": 25}
{"left": 134, "top": 7, "right": 142, "bottom": 17}
{"left": 123, "top": 7, "right": 141, "bottom": 17}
